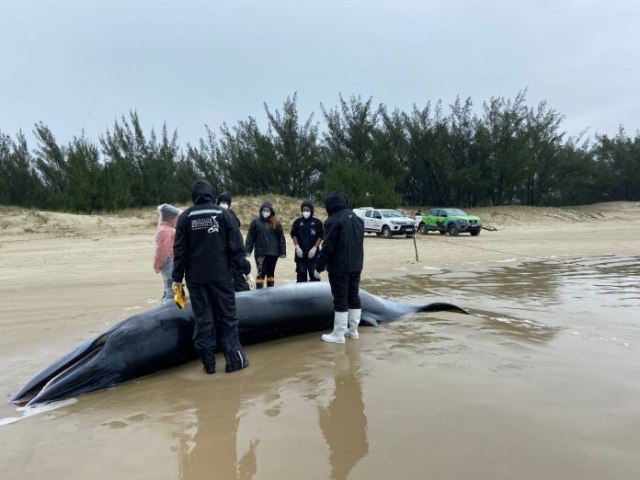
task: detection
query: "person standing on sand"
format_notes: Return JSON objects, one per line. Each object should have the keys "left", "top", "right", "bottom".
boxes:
{"left": 290, "top": 199, "right": 324, "bottom": 283}
{"left": 153, "top": 203, "right": 182, "bottom": 304}
{"left": 414, "top": 209, "right": 423, "bottom": 229}
{"left": 245, "top": 200, "right": 286, "bottom": 288}
{"left": 172, "top": 179, "right": 251, "bottom": 374}
{"left": 314, "top": 192, "right": 365, "bottom": 343}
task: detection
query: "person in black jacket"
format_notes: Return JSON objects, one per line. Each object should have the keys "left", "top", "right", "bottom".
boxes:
{"left": 290, "top": 200, "right": 324, "bottom": 283}
{"left": 245, "top": 200, "right": 286, "bottom": 288}
{"left": 217, "top": 192, "right": 251, "bottom": 292}
{"left": 314, "top": 192, "right": 365, "bottom": 343}
{"left": 172, "top": 179, "right": 251, "bottom": 374}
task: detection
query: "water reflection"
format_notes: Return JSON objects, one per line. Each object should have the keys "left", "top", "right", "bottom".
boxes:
{"left": 177, "top": 375, "right": 258, "bottom": 480}
{"left": 364, "top": 255, "right": 640, "bottom": 327}
{"left": 318, "top": 347, "right": 368, "bottom": 480}
{"left": 175, "top": 339, "right": 369, "bottom": 480}
{"left": 360, "top": 258, "right": 637, "bottom": 356}
{"left": 470, "top": 309, "right": 560, "bottom": 343}
{"left": 4, "top": 255, "right": 639, "bottom": 479}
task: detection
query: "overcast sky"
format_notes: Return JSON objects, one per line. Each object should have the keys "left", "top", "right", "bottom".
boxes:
{"left": 1, "top": 0, "right": 639, "bottom": 147}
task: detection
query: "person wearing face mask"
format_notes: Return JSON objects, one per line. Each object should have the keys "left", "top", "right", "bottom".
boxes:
{"left": 245, "top": 200, "right": 286, "bottom": 288}
{"left": 217, "top": 192, "right": 251, "bottom": 292}
{"left": 290, "top": 200, "right": 324, "bottom": 283}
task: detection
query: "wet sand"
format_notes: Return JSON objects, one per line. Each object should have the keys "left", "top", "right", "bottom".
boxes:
{"left": 1, "top": 202, "right": 639, "bottom": 479}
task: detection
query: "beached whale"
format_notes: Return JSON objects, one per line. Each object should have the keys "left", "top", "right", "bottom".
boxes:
{"left": 11, "top": 282, "right": 467, "bottom": 406}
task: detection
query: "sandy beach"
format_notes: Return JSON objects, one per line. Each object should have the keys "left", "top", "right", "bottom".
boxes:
{"left": 1, "top": 200, "right": 639, "bottom": 405}
{"left": 1, "top": 201, "right": 639, "bottom": 479}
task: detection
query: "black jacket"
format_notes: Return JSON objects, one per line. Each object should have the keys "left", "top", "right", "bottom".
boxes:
{"left": 245, "top": 216, "right": 286, "bottom": 257}
{"left": 228, "top": 208, "right": 241, "bottom": 228}
{"left": 217, "top": 192, "right": 241, "bottom": 228}
{"left": 172, "top": 180, "right": 250, "bottom": 284}
{"left": 315, "top": 193, "right": 364, "bottom": 273}
{"left": 290, "top": 204, "right": 324, "bottom": 263}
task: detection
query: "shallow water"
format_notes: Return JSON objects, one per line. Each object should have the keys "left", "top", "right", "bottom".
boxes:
{"left": 1, "top": 255, "right": 639, "bottom": 480}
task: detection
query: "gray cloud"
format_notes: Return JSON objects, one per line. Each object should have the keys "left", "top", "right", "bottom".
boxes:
{"left": 1, "top": 0, "right": 638, "bottom": 146}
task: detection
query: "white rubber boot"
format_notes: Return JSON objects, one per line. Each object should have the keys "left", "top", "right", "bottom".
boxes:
{"left": 345, "top": 308, "right": 361, "bottom": 339}
{"left": 321, "top": 311, "right": 348, "bottom": 344}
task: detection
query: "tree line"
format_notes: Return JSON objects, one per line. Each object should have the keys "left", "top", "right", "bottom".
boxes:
{"left": 1, "top": 91, "right": 639, "bottom": 213}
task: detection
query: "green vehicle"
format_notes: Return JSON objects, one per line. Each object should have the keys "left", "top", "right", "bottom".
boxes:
{"left": 417, "top": 208, "right": 482, "bottom": 236}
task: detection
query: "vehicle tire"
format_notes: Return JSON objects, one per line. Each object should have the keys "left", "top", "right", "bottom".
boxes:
{"left": 418, "top": 223, "right": 428, "bottom": 235}
{"left": 382, "top": 226, "right": 391, "bottom": 239}
{"left": 470, "top": 229, "right": 480, "bottom": 236}
{"left": 447, "top": 224, "right": 458, "bottom": 236}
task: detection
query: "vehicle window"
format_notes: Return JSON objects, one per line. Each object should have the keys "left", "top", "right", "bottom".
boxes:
{"left": 444, "top": 208, "right": 467, "bottom": 216}
{"left": 365, "top": 210, "right": 372, "bottom": 218}
{"left": 429, "top": 209, "right": 437, "bottom": 216}
{"left": 380, "top": 209, "right": 403, "bottom": 218}
{"left": 373, "top": 211, "right": 382, "bottom": 219}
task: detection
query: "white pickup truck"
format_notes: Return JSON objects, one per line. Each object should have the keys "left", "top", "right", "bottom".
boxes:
{"left": 352, "top": 207, "right": 416, "bottom": 238}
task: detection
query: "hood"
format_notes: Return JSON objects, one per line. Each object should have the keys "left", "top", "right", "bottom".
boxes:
{"left": 217, "top": 192, "right": 232, "bottom": 206}
{"left": 191, "top": 180, "right": 216, "bottom": 205}
{"left": 325, "top": 192, "right": 348, "bottom": 216}
{"left": 259, "top": 200, "right": 275, "bottom": 216}
{"left": 157, "top": 203, "right": 182, "bottom": 222}
{"left": 300, "top": 199, "right": 314, "bottom": 217}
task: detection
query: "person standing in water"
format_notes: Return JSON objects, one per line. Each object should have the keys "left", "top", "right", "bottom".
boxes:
{"left": 314, "top": 192, "right": 365, "bottom": 343}
{"left": 172, "top": 180, "right": 251, "bottom": 374}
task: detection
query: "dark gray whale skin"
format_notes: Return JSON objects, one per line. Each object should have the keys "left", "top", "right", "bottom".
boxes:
{"left": 11, "top": 282, "right": 467, "bottom": 406}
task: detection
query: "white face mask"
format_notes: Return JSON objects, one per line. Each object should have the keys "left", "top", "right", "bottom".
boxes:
{"left": 262, "top": 210, "right": 271, "bottom": 219}
{"left": 219, "top": 203, "right": 229, "bottom": 210}
{"left": 302, "top": 211, "right": 311, "bottom": 219}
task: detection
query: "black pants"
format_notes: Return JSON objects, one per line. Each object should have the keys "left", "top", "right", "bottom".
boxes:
{"left": 328, "top": 271, "right": 362, "bottom": 312}
{"left": 188, "top": 281, "right": 247, "bottom": 370}
{"left": 296, "top": 258, "right": 319, "bottom": 283}
{"left": 255, "top": 255, "right": 278, "bottom": 288}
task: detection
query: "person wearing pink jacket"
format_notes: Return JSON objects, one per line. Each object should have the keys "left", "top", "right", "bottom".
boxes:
{"left": 154, "top": 204, "right": 182, "bottom": 303}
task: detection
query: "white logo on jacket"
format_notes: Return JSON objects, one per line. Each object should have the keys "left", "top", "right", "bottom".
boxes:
{"left": 190, "top": 214, "right": 220, "bottom": 233}
{"left": 207, "top": 215, "right": 219, "bottom": 233}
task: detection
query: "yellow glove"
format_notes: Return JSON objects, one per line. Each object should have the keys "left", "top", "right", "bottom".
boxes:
{"left": 172, "top": 282, "right": 186, "bottom": 309}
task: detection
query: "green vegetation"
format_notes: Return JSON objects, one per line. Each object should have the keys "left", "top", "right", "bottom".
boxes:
{"left": 1, "top": 90, "right": 639, "bottom": 213}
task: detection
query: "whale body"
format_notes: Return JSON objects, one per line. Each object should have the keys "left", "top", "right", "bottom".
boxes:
{"left": 11, "top": 282, "right": 467, "bottom": 406}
